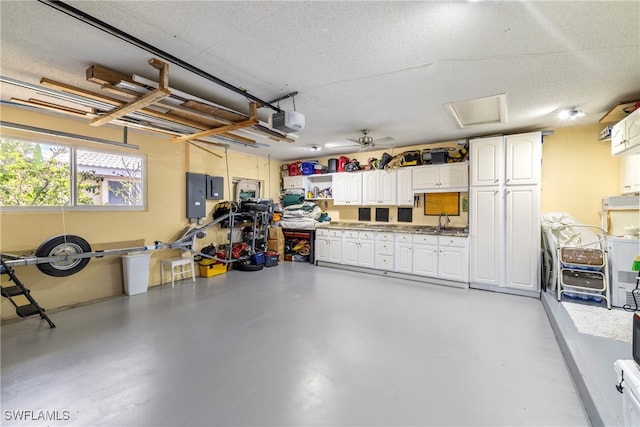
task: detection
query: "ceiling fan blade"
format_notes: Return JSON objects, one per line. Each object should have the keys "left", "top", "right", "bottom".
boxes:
{"left": 325, "top": 141, "right": 360, "bottom": 148}
{"left": 373, "top": 136, "right": 394, "bottom": 144}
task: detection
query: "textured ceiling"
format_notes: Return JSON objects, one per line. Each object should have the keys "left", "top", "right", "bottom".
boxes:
{"left": 1, "top": 1, "right": 639, "bottom": 160}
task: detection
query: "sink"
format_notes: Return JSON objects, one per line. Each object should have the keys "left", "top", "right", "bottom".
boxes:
{"left": 438, "top": 227, "right": 468, "bottom": 236}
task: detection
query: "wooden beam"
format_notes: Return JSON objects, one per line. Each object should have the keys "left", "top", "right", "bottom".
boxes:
{"left": 41, "top": 78, "right": 126, "bottom": 105}
{"left": 86, "top": 64, "right": 137, "bottom": 86}
{"left": 170, "top": 103, "right": 258, "bottom": 143}
{"left": 10, "top": 98, "right": 94, "bottom": 119}
{"left": 90, "top": 88, "right": 170, "bottom": 126}
{"left": 90, "top": 60, "right": 171, "bottom": 127}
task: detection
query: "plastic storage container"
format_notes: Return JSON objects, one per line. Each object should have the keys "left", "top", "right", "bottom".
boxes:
{"left": 264, "top": 251, "right": 279, "bottom": 267}
{"left": 122, "top": 252, "right": 151, "bottom": 295}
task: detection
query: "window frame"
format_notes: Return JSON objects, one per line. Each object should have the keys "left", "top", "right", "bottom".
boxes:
{"left": 0, "top": 136, "right": 147, "bottom": 212}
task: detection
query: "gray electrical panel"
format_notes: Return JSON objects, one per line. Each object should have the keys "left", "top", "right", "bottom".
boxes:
{"left": 206, "top": 175, "right": 224, "bottom": 200}
{"left": 186, "top": 172, "right": 206, "bottom": 219}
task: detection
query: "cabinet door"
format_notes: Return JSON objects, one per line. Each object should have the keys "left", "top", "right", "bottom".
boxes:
{"left": 359, "top": 239, "right": 375, "bottom": 268}
{"left": 505, "top": 185, "right": 540, "bottom": 292}
{"left": 470, "top": 136, "right": 503, "bottom": 186}
{"left": 328, "top": 237, "right": 342, "bottom": 263}
{"left": 505, "top": 132, "right": 541, "bottom": 185}
{"left": 626, "top": 108, "right": 640, "bottom": 152}
{"left": 362, "top": 171, "right": 379, "bottom": 205}
{"left": 620, "top": 153, "right": 640, "bottom": 195}
{"left": 283, "top": 175, "right": 306, "bottom": 189}
{"left": 412, "top": 166, "right": 439, "bottom": 190}
{"left": 347, "top": 173, "right": 363, "bottom": 205}
{"left": 438, "top": 246, "right": 467, "bottom": 282}
{"left": 413, "top": 244, "right": 437, "bottom": 276}
{"left": 343, "top": 238, "right": 359, "bottom": 265}
{"left": 611, "top": 119, "right": 627, "bottom": 155}
{"left": 469, "top": 187, "right": 503, "bottom": 286}
{"left": 332, "top": 174, "right": 348, "bottom": 205}
{"left": 315, "top": 237, "right": 329, "bottom": 262}
{"left": 378, "top": 170, "right": 397, "bottom": 205}
{"left": 396, "top": 168, "right": 414, "bottom": 206}
{"left": 395, "top": 242, "right": 413, "bottom": 273}
{"left": 439, "top": 163, "right": 468, "bottom": 189}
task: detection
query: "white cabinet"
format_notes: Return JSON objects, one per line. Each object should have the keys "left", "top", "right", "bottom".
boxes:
{"left": 394, "top": 233, "right": 414, "bottom": 273}
{"left": 316, "top": 229, "right": 342, "bottom": 263}
{"left": 620, "top": 153, "right": 640, "bottom": 195}
{"left": 412, "top": 163, "right": 468, "bottom": 192}
{"left": 469, "top": 132, "right": 541, "bottom": 294}
{"left": 343, "top": 230, "right": 374, "bottom": 268}
{"left": 283, "top": 175, "right": 306, "bottom": 189}
{"left": 333, "top": 173, "right": 362, "bottom": 205}
{"left": 612, "top": 108, "right": 640, "bottom": 156}
{"left": 437, "top": 236, "right": 469, "bottom": 282}
{"left": 362, "top": 170, "right": 396, "bottom": 205}
{"left": 396, "top": 168, "right": 414, "bottom": 206}
{"left": 412, "top": 234, "right": 438, "bottom": 277}
{"left": 375, "top": 232, "right": 394, "bottom": 270}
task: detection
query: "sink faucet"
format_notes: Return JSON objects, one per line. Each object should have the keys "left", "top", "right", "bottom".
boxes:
{"left": 436, "top": 212, "right": 450, "bottom": 231}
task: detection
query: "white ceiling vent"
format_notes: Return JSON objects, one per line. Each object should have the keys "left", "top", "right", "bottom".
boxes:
{"left": 448, "top": 94, "right": 507, "bottom": 128}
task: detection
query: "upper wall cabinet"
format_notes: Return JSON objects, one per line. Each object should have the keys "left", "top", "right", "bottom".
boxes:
{"left": 612, "top": 108, "right": 640, "bottom": 156}
{"left": 362, "top": 170, "right": 397, "bottom": 205}
{"left": 470, "top": 133, "right": 541, "bottom": 187}
{"left": 412, "top": 163, "right": 468, "bottom": 193}
{"left": 333, "top": 173, "right": 362, "bottom": 205}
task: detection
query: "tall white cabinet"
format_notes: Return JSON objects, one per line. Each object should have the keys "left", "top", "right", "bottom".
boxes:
{"left": 469, "top": 132, "right": 542, "bottom": 295}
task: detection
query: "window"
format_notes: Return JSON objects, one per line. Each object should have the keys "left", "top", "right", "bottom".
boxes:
{"left": 0, "top": 137, "right": 145, "bottom": 210}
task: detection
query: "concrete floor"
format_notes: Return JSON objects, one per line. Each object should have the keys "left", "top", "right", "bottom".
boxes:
{"left": 2, "top": 263, "right": 590, "bottom": 426}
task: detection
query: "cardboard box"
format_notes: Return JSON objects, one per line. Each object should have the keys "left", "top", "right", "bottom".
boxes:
{"left": 267, "top": 228, "right": 285, "bottom": 261}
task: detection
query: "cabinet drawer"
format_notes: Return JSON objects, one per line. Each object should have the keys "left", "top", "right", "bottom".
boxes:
{"left": 413, "top": 234, "right": 438, "bottom": 245}
{"left": 359, "top": 231, "right": 374, "bottom": 240}
{"left": 344, "top": 230, "right": 359, "bottom": 239}
{"left": 376, "top": 240, "right": 394, "bottom": 256}
{"left": 328, "top": 230, "right": 342, "bottom": 238}
{"left": 438, "top": 236, "right": 467, "bottom": 248}
{"left": 376, "top": 232, "right": 394, "bottom": 242}
{"left": 395, "top": 233, "right": 413, "bottom": 243}
{"left": 317, "top": 229, "right": 329, "bottom": 237}
{"left": 376, "top": 254, "right": 394, "bottom": 270}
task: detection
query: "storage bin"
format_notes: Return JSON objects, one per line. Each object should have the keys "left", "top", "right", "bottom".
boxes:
{"left": 122, "top": 252, "right": 151, "bottom": 295}
{"left": 199, "top": 263, "right": 227, "bottom": 277}
{"left": 264, "top": 251, "right": 279, "bottom": 267}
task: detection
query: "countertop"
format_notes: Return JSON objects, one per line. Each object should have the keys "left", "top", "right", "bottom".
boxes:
{"left": 316, "top": 221, "right": 469, "bottom": 236}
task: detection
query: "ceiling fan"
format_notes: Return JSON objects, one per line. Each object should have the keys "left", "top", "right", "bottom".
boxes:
{"left": 326, "top": 129, "right": 395, "bottom": 150}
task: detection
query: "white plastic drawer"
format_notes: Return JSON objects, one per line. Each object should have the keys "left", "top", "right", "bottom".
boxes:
{"left": 413, "top": 234, "right": 438, "bottom": 245}
{"left": 438, "top": 236, "right": 467, "bottom": 248}
{"left": 376, "top": 232, "right": 394, "bottom": 242}
{"left": 395, "top": 233, "right": 413, "bottom": 243}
